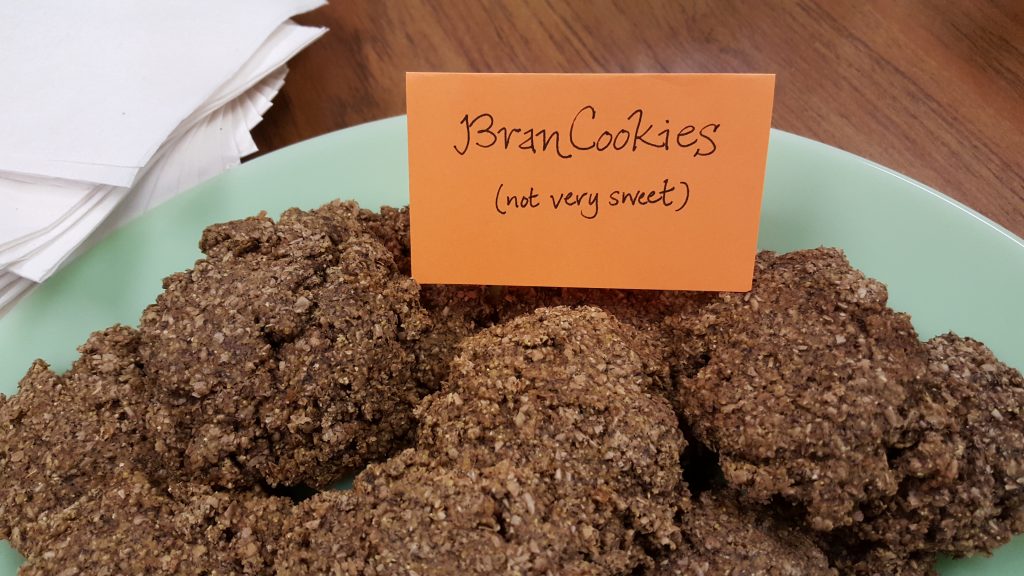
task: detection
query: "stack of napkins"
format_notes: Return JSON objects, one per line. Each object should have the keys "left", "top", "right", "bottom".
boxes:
{"left": 0, "top": 0, "right": 327, "bottom": 315}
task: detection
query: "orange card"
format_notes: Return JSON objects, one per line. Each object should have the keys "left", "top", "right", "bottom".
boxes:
{"left": 406, "top": 73, "right": 775, "bottom": 291}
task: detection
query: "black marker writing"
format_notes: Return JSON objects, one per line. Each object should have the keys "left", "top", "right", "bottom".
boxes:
{"left": 493, "top": 178, "right": 691, "bottom": 219}
{"left": 550, "top": 190, "right": 600, "bottom": 220}
{"left": 494, "top": 183, "right": 541, "bottom": 215}
{"left": 457, "top": 107, "right": 720, "bottom": 159}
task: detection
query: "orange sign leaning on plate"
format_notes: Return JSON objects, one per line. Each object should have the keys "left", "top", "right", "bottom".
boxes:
{"left": 406, "top": 72, "right": 775, "bottom": 292}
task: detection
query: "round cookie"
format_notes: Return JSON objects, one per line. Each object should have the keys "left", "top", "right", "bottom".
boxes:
{"left": 665, "top": 248, "right": 929, "bottom": 531}
{"left": 138, "top": 201, "right": 429, "bottom": 489}
{"left": 834, "top": 333, "right": 1024, "bottom": 569}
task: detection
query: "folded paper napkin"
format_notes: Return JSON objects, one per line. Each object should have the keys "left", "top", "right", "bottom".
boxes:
{"left": 0, "top": 0, "right": 327, "bottom": 315}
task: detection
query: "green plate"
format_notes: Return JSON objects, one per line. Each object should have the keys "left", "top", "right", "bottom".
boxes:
{"left": 1, "top": 116, "right": 1022, "bottom": 573}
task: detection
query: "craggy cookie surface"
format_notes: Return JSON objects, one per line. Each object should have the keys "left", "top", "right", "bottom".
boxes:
{"left": 279, "top": 307, "right": 687, "bottom": 575}
{"left": 138, "top": 201, "right": 428, "bottom": 489}
{"left": 652, "top": 491, "right": 836, "bottom": 575}
{"left": 830, "top": 333, "right": 1024, "bottom": 573}
{"left": 3, "top": 203, "right": 1024, "bottom": 576}
{"left": 665, "top": 249, "right": 928, "bottom": 531}
{"left": 0, "top": 326, "right": 158, "bottom": 554}
{"left": 18, "top": 469, "right": 292, "bottom": 576}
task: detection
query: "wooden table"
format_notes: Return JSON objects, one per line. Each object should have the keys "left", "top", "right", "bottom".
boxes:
{"left": 252, "top": 0, "right": 1024, "bottom": 238}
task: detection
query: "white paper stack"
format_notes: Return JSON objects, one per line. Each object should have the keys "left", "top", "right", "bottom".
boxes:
{"left": 0, "top": 0, "right": 328, "bottom": 315}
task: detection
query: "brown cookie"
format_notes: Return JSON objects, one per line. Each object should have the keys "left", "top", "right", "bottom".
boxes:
{"left": 652, "top": 490, "right": 836, "bottom": 575}
{"left": 0, "top": 326, "right": 158, "bottom": 555}
{"left": 665, "top": 248, "right": 928, "bottom": 531}
{"left": 138, "top": 201, "right": 429, "bottom": 489}
{"left": 278, "top": 307, "right": 687, "bottom": 575}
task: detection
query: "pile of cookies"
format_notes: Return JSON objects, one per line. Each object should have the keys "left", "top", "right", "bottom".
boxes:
{"left": 2, "top": 201, "right": 1021, "bottom": 575}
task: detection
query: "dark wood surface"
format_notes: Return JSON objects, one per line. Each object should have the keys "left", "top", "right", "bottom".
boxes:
{"left": 252, "top": 0, "right": 1024, "bottom": 238}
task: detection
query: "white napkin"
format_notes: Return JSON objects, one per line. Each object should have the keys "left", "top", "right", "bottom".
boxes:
{"left": 0, "top": 0, "right": 324, "bottom": 186}
{"left": 0, "top": 71, "right": 290, "bottom": 314}
{"left": 0, "top": 0, "right": 328, "bottom": 315}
